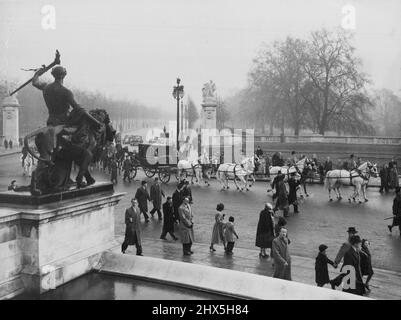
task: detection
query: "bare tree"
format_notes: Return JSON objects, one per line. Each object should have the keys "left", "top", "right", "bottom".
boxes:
{"left": 249, "top": 37, "right": 310, "bottom": 135}
{"left": 303, "top": 28, "right": 372, "bottom": 135}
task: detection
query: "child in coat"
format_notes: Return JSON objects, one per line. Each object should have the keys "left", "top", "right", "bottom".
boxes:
{"left": 224, "top": 216, "right": 239, "bottom": 255}
{"left": 315, "top": 244, "right": 336, "bottom": 287}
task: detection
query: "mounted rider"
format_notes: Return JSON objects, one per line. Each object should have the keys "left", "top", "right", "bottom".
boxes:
{"left": 32, "top": 65, "right": 98, "bottom": 188}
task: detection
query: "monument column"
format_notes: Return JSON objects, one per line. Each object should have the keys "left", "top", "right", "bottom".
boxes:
{"left": 1, "top": 95, "right": 20, "bottom": 146}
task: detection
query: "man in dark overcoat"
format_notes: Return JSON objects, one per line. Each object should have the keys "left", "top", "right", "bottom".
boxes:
{"left": 150, "top": 177, "right": 165, "bottom": 220}
{"left": 172, "top": 182, "right": 185, "bottom": 221}
{"left": 135, "top": 180, "right": 151, "bottom": 223}
{"left": 341, "top": 235, "right": 365, "bottom": 296}
{"left": 121, "top": 198, "right": 143, "bottom": 255}
{"left": 160, "top": 197, "right": 178, "bottom": 240}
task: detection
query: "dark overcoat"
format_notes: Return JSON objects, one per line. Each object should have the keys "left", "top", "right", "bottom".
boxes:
{"left": 393, "top": 195, "right": 401, "bottom": 226}
{"left": 276, "top": 179, "right": 289, "bottom": 209}
{"left": 315, "top": 252, "right": 334, "bottom": 286}
{"left": 150, "top": 183, "right": 165, "bottom": 210}
{"left": 272, "top": 237, "right": 291, "bottom": 280}
{"left": 287, "top": 177, "right": 300, "bottom": 204}
{"left": 135, "top": 186, "right": 151, "bottom": 211}
{"left": 124, "top": 206, "right": 142, "bottom": 246}
{"left": 162, "top": 201, "right": 175, "bottom": 233}
{"left": 255, "top": 209, "right": 275, "bottom": 249}
{"left": 341, "top": 247, "right": 366, "bottom": 296}
{"left": 360, "top": 247, "right": 374, "bottom": 277}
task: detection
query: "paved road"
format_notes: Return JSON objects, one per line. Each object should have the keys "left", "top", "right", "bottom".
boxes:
{"left": 1, "top": 153, "right": 400, "bottom": 272}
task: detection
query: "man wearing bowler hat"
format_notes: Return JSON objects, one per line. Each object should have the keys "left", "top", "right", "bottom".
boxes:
{"left": 342, "top": 235, "right": 366, "bottom": 296}
{"left": 329, "top": 227, "right": 359, "bottom": 289}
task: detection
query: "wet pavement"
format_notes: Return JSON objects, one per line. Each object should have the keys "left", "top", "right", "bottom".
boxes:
{"left": 15, "top": 272, "right": 232, "bottom": 300}
{"left": 1, "top": 153, "right": 401, "bottom": 273}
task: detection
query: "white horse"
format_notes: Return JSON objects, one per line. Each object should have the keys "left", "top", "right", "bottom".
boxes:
{"left": 216, "top": 156, "right": 256, "bottom": 191}
{"left": 325, "top": 162, "right": 378, "bottom": 203}
{"left": 177, "top": 149, "right": 203, "bottom": 185}
{"left": 269, "top": 158, "right": 307, "bottom": 182}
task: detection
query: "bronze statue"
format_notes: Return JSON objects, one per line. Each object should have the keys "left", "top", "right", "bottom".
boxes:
{"left": 11, "top": 51, "right": 116, "bottom": 195}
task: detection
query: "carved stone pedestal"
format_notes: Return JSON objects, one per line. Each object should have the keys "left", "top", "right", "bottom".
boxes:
{"left": 0, "top": 182, "right": 124, "bottom": 299}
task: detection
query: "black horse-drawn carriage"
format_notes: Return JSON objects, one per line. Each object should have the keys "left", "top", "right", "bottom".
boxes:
{"left": 126, "top": 143, "right": 180, "bottom": 184}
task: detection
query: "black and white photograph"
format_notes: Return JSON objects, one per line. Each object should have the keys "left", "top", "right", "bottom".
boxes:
{"left": 0, "top": 0, "right": 400, "bottom": 305}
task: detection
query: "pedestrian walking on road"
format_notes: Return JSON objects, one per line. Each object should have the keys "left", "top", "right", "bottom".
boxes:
{"left": 379, "top": 164, "right": 389, "bottom": 193}
{"left": 330, "top": 227, "right": 358, "bottom": 289}
{"left": 172, "top": 182, "right": 185, "bottom": 221}
{"left": 388, "top": 187, "right": 401, "bottom": 236}
{"left": 315, "top": 244, "right": 336, "bottom": 287}
{"left": 4, "top": 139, "right": 8, "bottom": 149}
{"left": 122, "top": 156, "right": 132, "bottom": 182}
{"left": 160, "top": 197, "right": 178, "bottom": 241}
{"left": 224, "top": 216, "right": 239, "bottom": 255}
{"left": 210, "top": 203, "right": 226, "bottom": 252}
{"left": 388, "top": 158, "right": 399, "bottom": 189}
{"left": 342, "top": 235, "right": 366, "bottom": 296}
{"left": 178, "top": 197, "right": 194, "bottom": 256}
{"left": 275, "top": 175, "right": 289, "bottom": 217}
{"left": 150, "top": 177, "right": 165, "bottom": 220}
{"left": 121, "top": 198, "right": 143, "bottom": 256}
{"left": 360, "top": 239, "right": 374, "bottom": 292}
{"left": 135, "top": 180, "right": 151, "bottom": 223}
{"left": 110, "top": 159, "right": 118, "bottom": 184}
{"left": 255, "top": 203, "right": 275, "bottom": 258}
{"left": 272, "top": 227, "right": 291, "bottom": 280}
{"left": 288, "top": 172, "right": 300, "bottom": 214}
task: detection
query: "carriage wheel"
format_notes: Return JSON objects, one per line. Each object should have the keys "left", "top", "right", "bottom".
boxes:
{"left": 144, "top": 167, "right": 156, "bottom": 178}
{"left": 158, "top": 168, "right": 171, "bottom": 184}
{"left": 129, "top": 166, "right": 138, "bottom": 180}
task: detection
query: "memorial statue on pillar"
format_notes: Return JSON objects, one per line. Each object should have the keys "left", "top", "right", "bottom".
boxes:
{"left": 201, "top": 80, "right": 218, "bottom": 130}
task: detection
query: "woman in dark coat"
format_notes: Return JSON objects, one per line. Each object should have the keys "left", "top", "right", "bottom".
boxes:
{"left": 255, "top": 203, "right": 275, "bottom": 258}
{"left": 360, "top": 239, "right": 374, "bottom": 291}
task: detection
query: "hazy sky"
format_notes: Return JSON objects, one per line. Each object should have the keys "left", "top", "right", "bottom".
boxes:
{"left": 1, "top": 0, "right": 400, "bottom": 110}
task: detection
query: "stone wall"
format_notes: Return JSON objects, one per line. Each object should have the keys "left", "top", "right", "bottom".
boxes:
{"left": 0, "top": 184, "right": 124, "bottom": 299}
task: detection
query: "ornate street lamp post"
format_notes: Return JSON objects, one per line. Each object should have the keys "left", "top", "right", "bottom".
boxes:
{"left": 172, "top": 78, "right": 184, "bottom": 150}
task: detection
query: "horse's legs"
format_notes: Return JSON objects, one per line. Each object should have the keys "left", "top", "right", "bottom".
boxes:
{"left": 328, "top": 186, "right": 333, "bottom": 201}
{"left": 337, "top": 187, "right": 342, "bottom": 200}
{"left": 363, "top": 184, "right": 368, "bottom": 202}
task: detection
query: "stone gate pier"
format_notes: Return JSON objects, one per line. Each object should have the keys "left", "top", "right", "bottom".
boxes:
{"left": 0, "top": 182, "right": 124, "bottom": 299}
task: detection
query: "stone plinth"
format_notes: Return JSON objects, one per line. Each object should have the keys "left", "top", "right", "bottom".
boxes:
{"left": 2, "top": 95, "right": 20, "bottom": 146}
{"left": 201, "top": 102, "right": 217, "bottom": 130}
{"left": 0, "top": 182, "right": 125, "bottom": 299}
